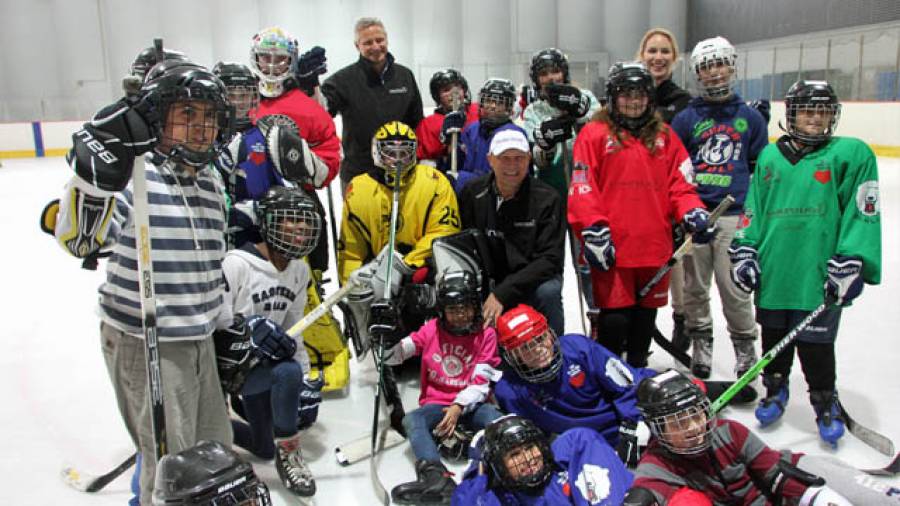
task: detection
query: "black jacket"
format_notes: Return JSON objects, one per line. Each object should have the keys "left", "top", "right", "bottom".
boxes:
{"left": 321, "top": 53, "right": 424, "bottom": 183}
{"left": 458, "top": 174, "right": 565, "bottom": 308}
{"left": 655, "top": 79, "right": 691, "bottom": 124}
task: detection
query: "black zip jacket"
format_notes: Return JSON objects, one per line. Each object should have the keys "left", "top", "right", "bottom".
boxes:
{"left": 655, "top": 79, "right": 691, "bottom": 124}
{"left": 321, "top": 53, "right": 423, "bottom": 183}
{"left": 458, "top": 174, "right": 565, "bottom": 308}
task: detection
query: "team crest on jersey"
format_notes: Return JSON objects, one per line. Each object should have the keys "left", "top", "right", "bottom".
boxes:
{"left": 605, "top": 137, "right": 621, "bottom": 153}
{"left": 567, "top": 364, "right": 585, "bottom": 388}
{"left": 249, "top": 142, "right": 266, "bottom": 165}
{"left": 556, "top": 471, "right": 571, "bottom": 496}
{"left": 856, "top": 180, "right": 880, "bottom": 219}
{"left": 654, "top": 135, "right": 666, "bottom": 151}
{"left": 574, "top": 464, "right": 612, "bottom": 504}
{"left": 605, "top": 358, "right": 634, "bottom": 387}
{"left": 572, "top": 163, "right": 589, "bottom": 184}
{"left": 439, "top": 353, "right": 464, "bottom": 377}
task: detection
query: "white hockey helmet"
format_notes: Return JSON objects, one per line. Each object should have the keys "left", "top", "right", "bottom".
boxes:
{"left": 690, "top": 36, "right": 737, "bottom": 100}
{"left": 249, "top": 27, "right": 298, "bottom": 98}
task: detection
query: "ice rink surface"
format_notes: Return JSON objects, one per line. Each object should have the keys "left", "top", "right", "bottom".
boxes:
{"left": 1, "top": 155, "right": 898, "bottom": 505}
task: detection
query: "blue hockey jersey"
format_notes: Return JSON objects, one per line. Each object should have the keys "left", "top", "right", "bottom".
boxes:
{"left": 455, "top": 121, "right": 528, "bottom": 194}
{"left": 493, "top": 334, "right": 654, "bottom": 446}
{"left": 452, "top": 427, "right": 633, "bottom": 505}
{"left": 670, "top": 94, "right": 768, "bottom": 214}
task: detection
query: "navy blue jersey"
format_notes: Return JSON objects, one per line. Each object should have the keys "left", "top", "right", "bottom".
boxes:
{"left": 493, "top": 334, "right": 653, "bottom": 445}
{"left": 452, "top": 427, "right": 632, "bottom": 505}
{"left": 670, "top": 94, "right": 768, "bottom": 214}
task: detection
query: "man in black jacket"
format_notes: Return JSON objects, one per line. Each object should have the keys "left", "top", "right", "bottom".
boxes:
{"left": 458, "top": 129, "right": 566, "bottom": 335}
{"left": 321, "top": 17, "right": 424, "bottom": 193}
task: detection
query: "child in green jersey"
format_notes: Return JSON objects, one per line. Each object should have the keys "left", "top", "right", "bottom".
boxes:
{"left": 728, "top": 80, "right": 881, "bottom": 447}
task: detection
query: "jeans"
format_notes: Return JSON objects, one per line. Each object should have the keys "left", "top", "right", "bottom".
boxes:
{"left": 402, "top": 403, "right": 503, "bottom": 463}
{"left": 527, "top": 275, "right": 564, "bottom": 336}
{"left": 233, "top": 359, "right": 303, "bottom": 459}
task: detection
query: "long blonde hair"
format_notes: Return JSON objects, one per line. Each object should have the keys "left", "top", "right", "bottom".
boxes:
{"left": 635, "top": 28, "right": 680, "bottom": 65}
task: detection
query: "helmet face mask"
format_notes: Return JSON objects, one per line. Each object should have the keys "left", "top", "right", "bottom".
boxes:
{"left": 496, "top": 305, "right": 562, "bottom": 383}
{"left": 529, "top": 48, "right": 570, "bottom": 91}
{"left": 691, "top": 36, "right": 736, "bottom": 100}
{"left": 606, "top": 62, "right": 655, "bottom": 132}
{"left": 430, "top": 68, "right": 470, "bottom": 110}
{"left": 478, "top": 78, "right": 516, "bottom": 128}
{"left": 250, "top": 27, "right": 298, "bottom": 98}
{"left": 213, "top": 62, "right": 259, "bottom": 131}
{"left": 637, "top": 370, "right": 716, "bottom": 455}
{"left": 784, "top": 80, "right": 841, "bottom": 146}
{"left": 371, "top": 121, "right": 418, "bottom": 186}
{"left": 256, "top": 188, "right": 321, "bottom": 260}
{"left": 483, "top": 416, "right": 555, "bottom": 492}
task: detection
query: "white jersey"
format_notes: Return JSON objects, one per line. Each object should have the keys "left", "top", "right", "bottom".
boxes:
{"left": 220, "top": 244, "right": 311, "bottom": 373}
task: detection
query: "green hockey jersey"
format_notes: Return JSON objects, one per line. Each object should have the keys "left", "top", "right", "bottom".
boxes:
{"left": 733, "top": 136, "right": 881, "bottom": 310}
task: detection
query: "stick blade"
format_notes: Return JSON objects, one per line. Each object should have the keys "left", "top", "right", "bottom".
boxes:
{"left": 841, "top": 402, "right": 895, "bottom": 456}
{"left": 60, "top": 465, "right": 94, "bottom": 492}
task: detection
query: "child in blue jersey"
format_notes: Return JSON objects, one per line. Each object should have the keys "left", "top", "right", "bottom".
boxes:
{"left": 488, "top": 304, "right": 655, "bottom": 469}
{"left": 670, "top": 36, "right": 768, "bottom": 381}
{"left": 453, "top": 415, "right": 632, "bottom": 505}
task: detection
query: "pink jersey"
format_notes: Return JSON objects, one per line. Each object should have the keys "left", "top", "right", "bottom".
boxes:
{"left": 409, "top": 319, "right": 500, "bottom": 407}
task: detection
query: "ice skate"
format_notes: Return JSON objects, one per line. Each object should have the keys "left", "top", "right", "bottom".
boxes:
{"left": 755, "top": 374, "right": 789, "bottom": 427}
{"left": 275, "top": 434, "right": 316, "bottom": 497}
{"left": 810, "top": 390, "right": 845, "bottom": 448}
{"left": 391, "top": 459, "right": 456, "bottom": 505}
{"left": 690, "top": 332, "right": 713, "bottom": 379}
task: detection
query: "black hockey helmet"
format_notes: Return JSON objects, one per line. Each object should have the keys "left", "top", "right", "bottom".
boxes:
{"left": 637, "top": 369, "right": 715, "bottom": 455}
{"left": 436, "top": 270, "right": 482, "bottom": 336}
{"left": 152, "top": 440, "right": 272, "bottom": 505}
{"left": 131, "top": 46, "right": 188, "bottom": 81}
{"left": 529, "top": 48, "right": 570, "bottom": 89}
{"left": 482, "top": 415, "right": 555, "bottom": 492}
{"left": 429, "top": 68, "right": 470, "bottom": 108}
{"left": 478, "top": 78, "right": 516, "bottom": 128}
{"left": 606, "top": 61, "right": 656, "bottom": 133}
{"left": 255, "top": 186, "right": 321, "bottom": 260}
{"left": 783, "top": 80, "right": 841, "bottom": 146}
{"left": 213, "top": 61, "right": 259, "bottom": 131}
{"left": 140, "top": 60, "right": 236, "bottom": 167}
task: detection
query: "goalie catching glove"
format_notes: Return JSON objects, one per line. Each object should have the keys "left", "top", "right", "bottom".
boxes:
{"left": 258, "top": 114, "right": 329, "bottom": 188}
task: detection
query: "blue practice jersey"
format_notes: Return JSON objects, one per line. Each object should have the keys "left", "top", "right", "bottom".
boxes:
{"left": 452, "top": 427, "right": 633, "bottom": 505}
{"left": 493, "top": 334, "right": 654, "bottom": 445}
{"left": 455, "top": 121, "right": 528, "bottom": 194}
{"left": 670, "top": 94, "right": 768, "bottom": 214}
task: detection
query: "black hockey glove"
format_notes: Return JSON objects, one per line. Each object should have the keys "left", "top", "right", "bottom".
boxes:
{"left": 683, "top": 207, "right": 717, "bottom": 244}
{"left": 213, "top": 315, "right": 260, "bottom": 394}
{"left": 616, "top": 420, "right": 640, "bottom": 468}
{"left": 296, "top": 46, "right": 327, "bottom": 80}
{"left": 439, "top": 110, "right": 466, "bottom": 145}
{"left": 824, "top": 255, "right": 864, "bottom": 306}
{"left": 544, "top": 83, "right": 590, "bottom": 117}
{"left": 71, "top": 99, "right": 157, "bottom": 192}
{"left": 297, "top": 373, "right": 324, "bottom": 430}
{"left": 729, "top": 244, "right": 761, "bottom": 294}
{"left": 246, "top": 315, "right": 297, "bottom": 362}
{"left": 369, "top": 299, "right": 400, "bottom": 346}
{"left": 749, "top": 99, "right": 771, "bottom": 124}
{"left": 261, "top": 115, "right": 328, "bottom": 187}
{"left": 534, "top": 116, "right": 575, "bottom": 151}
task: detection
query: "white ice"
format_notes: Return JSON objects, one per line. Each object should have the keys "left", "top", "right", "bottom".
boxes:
{"left": 1, "top": 156, "right": 898, "bottom": 505}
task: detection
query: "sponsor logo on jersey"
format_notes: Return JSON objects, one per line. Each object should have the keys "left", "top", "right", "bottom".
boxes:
{"left": 813, "top": 168, "right": 831, "bottom": 184}
{"left": 389, "top": 86, "right": 409, "bottom": 94}
{"left": 692, "top": 118, "right": 714, "bottom": 138}
{"left": 856, "top": 180, "right": 880, "bottom": 219}
{"left": 734, "top": 117, "right": 749, "bottom": 133}
{"left": 567, "top": 364, "right": 585, "bottom": 388}
{"left": 574, "top": 464, "right": 612, "bottom": 505}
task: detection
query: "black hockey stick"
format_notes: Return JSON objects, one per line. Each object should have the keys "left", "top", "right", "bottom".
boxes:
{"left": 840, "top": 402, "right": 895, "bottom": 457}
{"left": 561, "top": 141, "right": 590, "bottom": 335}
{"left": 862, "top": 451, "right": 900, "bottom": 476}
{"left": 61, "top": 452, "right": 137, "bottom": 493}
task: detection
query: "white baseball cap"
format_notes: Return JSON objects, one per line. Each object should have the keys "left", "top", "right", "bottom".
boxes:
{"left": 489, "top": 129, "right": 530, "bottom": 155}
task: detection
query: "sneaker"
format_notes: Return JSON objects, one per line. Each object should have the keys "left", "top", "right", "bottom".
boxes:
{"left": 810, "top": 390, "right": 845, "bottom": 448}
{"left": 275, "top": 435, "right": 316, "bottom": 497}
{"left": 690, "top": 332, "right": 713, "bottom": 379}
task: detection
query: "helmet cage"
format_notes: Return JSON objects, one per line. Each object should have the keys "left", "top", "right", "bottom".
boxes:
{"left": 529, "top": 48, "right": 570, "bottom": 89}
{"left": 607, "top": 62, "right": 655, "bottom": 132}
{"left": 257, "top": 193, "right": 321, "bottom": 260}
{"left": 373, "top": 139, "right": 417, "bottom": 185}
{"left": 484, "top": 417, "right": 555, "bottom": 492}
{"left": 500, "top": 328, "right": 562, "bottom": 383}
{"left": 430, "top": 68, "right": 470, "bottom": 108}
{"left": 786, "top": 101, "right": 841, "bottom": 146}
{"left": 644, "top": 397, "right": 715, "bottom": 455}
{"left": 436, "top": 271, "right": 483, "bottom": 336}
{"left": 691, "top": 37, "right": 737, "bottom": 100}
{"left": 250, "top": 28, "right": 298, "bottom": 98}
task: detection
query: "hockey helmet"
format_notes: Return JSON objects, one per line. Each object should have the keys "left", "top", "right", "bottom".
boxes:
{"left": 255, "top": 187, "right": 321, "bottom": 260}
{"left": 371, "top": 120, "right": 418, "bottom": 186}
{"left": 152, "top": 440, "right": 272, "bottom": 505}
{"left": 690, "top": 36, "right": 737, "bottom": 100}
{"left": 606, "top": 61, "right": 656, "bottom": 133}
{"left": 436, "top": 270, "right": 482, "bottom": 336}
{"left": 213, "top": 61, "right": 259, "bottom": 131}
{"left": 529, "top": 48, "right": 570, "bottom": 89}
{"left": 429, "top": 68, "right": 470, "bottom": 109}
{"left": 482, "top": 415, "right": 555, "bottom": 492}
{"left": 637, "top": 369, "right": 716, "bottom": 455}
{"left": 783, "top": 80, "right": 841, "bottom": 146}
{"left": 130, "top": 46, "right": 188, "bottom": 81}
{"left": 496, "top": 305, "right": 561, "bottom": 384}
{"left": 250, "top": 27, "right": 299, "bottom": 98}
{"left": 478, "top": 78, "right": 516, "bottom": 128}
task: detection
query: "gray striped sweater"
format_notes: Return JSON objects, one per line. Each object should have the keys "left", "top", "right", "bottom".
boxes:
{"left": 56, "top": 157, "right": 228, "bottom": 341}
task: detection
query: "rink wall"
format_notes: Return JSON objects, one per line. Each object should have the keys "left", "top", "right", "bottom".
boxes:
{"left": 0, "top": 104, "right": 897, "bottom": 159}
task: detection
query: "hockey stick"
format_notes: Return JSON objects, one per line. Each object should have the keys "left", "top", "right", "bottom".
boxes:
{"left": 335, "top": 429, "right": 406, "bottom": 466}
{"left": 285, "top": 278, "right": 358, "bottom": 339}
{"left": 862, "top": 451, "right": 900, "bottom": 476}
{"left": 561, "top": 139, "right": 589, "bottom": 335}
{"left": 326, "top": 184, "right": 340, "bottom": 270}
{"left": 840, "top": 402, "right": 895, "bottom": 456}
{"left": 448, "top": 89, "right": 463, "bottom": 181}
{"left": 61, "top": 453, "right": 137, "bottom": 493}
{"left": 133, "top": 38, "right": 168, "bottom": 462}
{"left": 638, "top": 195, "right": 735, "bottom": 300}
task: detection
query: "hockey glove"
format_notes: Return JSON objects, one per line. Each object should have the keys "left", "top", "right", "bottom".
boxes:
{"left": 616, "top": 420, "right": 640, "bottom": 468}
{"left": 246, "top": 315, "right": 297, "bottom": 362}
{"left": 749, "top": 99, "right": 771, "bottom": 124}
{"left": 369, "top": 298, "right": 400, "bottom": 345}
{"left": 213, "top": 315, "right": 259, "bottom": 394}
{"left": 534, "top": 116, "right": 575, "bottom": 151}
{"left": 582, "top": 224, "right": 615, "bottom": 271}
{"left": 544, "top": 83, "right": 590, "bottom": 117}
{"left": 683, "top": 207, "right": 717, "bottom": 244}
{"left": 439, "top": 110, "right": 466, "bottom": 145}
{"left": 71, "top": 99, "right": 157, "bottom": 192}
{"left": 729, "top": 244, "right": 761, "bottom": 294}
{"left": 263, "top": 118, "right": 328, "bottom": 188}
{"left": 824, "top": 255, "right": 864, "bottom": 306}
{"left": 297, "top": 374, "right": 324, "bottom": 430}
{"left": 296, "top": 46, "right": 327, "bottom": 79}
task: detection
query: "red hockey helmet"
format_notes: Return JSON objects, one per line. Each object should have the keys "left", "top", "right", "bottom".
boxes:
{"left": 496, "top": 305, "right": 561, "bottom": 383}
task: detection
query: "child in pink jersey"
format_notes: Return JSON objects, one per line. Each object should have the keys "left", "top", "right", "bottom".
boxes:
{"left": 385, "top": 271, "right": 503, "bottom": 505}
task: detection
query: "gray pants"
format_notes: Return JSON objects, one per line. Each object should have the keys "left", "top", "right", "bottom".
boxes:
{"left": 798, "top": 454, "right": 900, "bottom": 505}
{"left": 682, "top": 215, "right": 757, "bottom": 340}
{"left": 670, "top": 260, "right": 685, "bottom": 314}
{"left": 100, "top": 323, "right": 232, "bottom": 505}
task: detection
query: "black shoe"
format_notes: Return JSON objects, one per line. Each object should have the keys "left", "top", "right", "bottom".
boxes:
{"left": 391, "top": 460, "right": 456, "bottom": 505}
